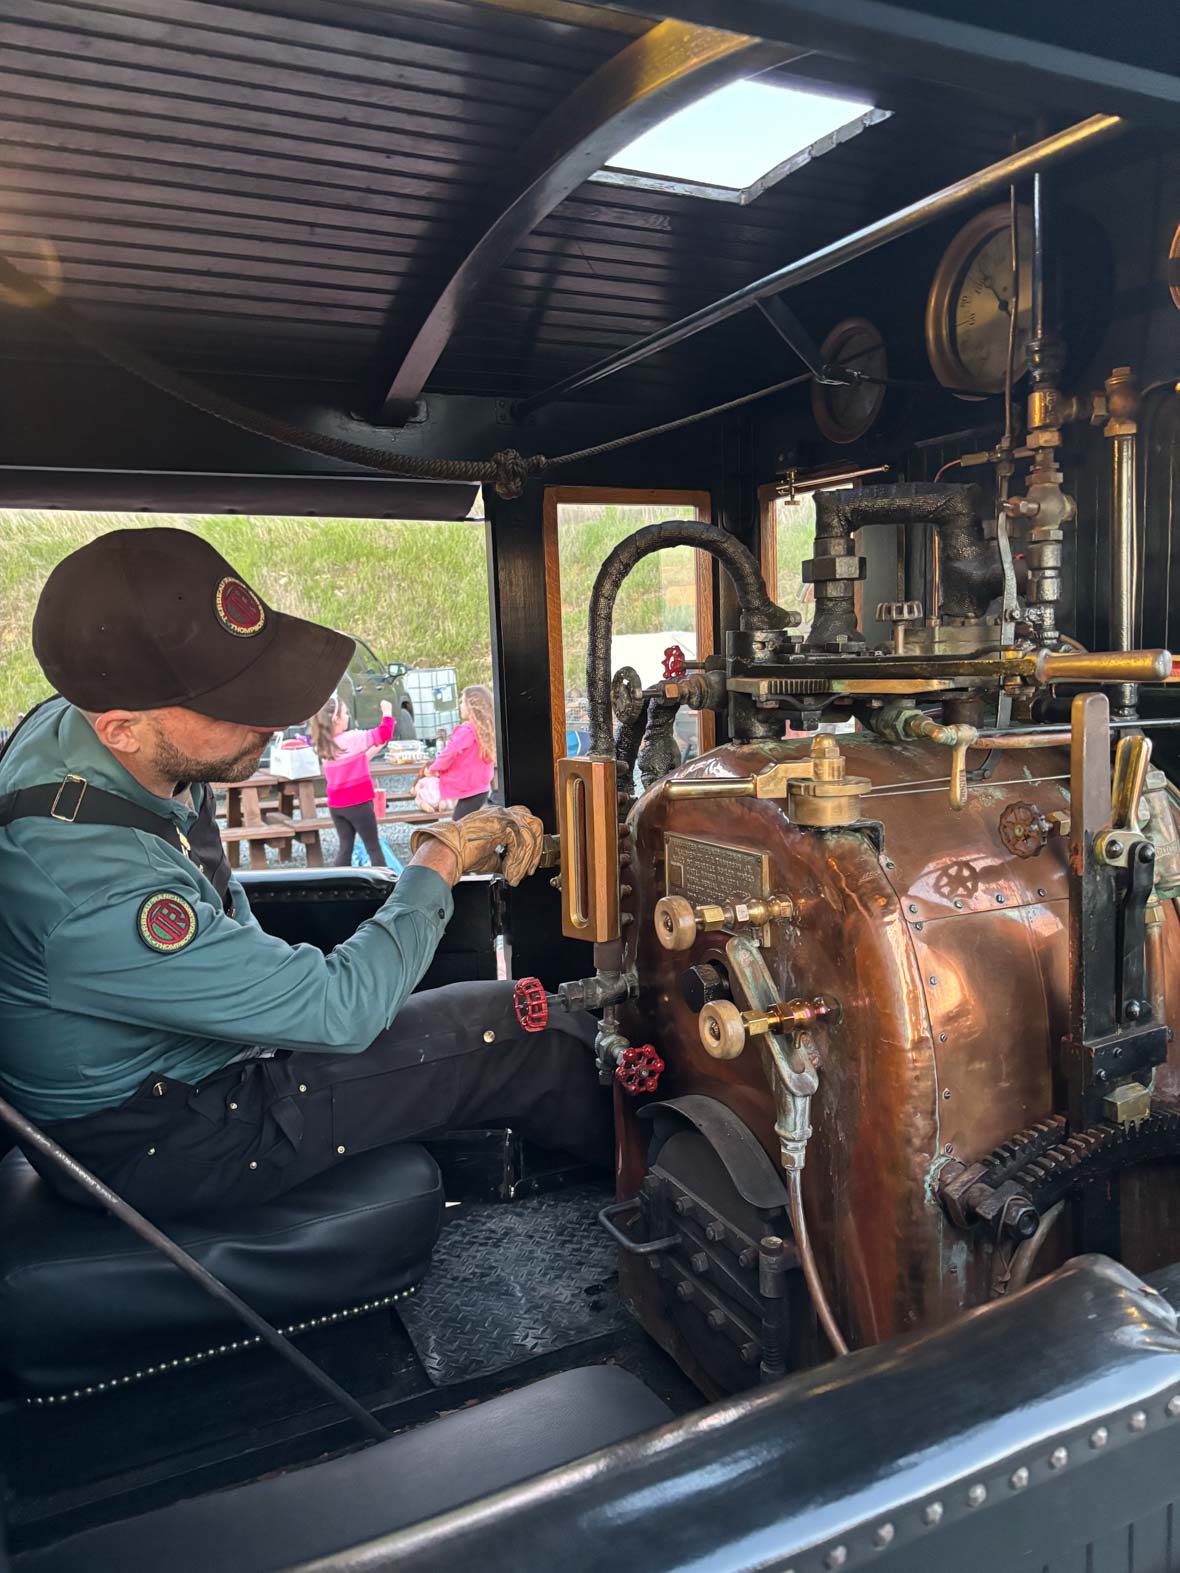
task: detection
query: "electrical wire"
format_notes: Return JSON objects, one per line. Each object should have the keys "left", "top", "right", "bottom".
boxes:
{"left": 933, "top": 458, "right": 962, "bottom": 482}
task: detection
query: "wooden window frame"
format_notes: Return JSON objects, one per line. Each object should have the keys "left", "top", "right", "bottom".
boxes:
{"left": 543, "top": 486, "right": 715, "bottom": 776}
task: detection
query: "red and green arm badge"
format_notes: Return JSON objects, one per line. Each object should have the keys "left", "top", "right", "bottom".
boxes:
{"left": 137, "top": 892, "right": 198, "bottom": 954}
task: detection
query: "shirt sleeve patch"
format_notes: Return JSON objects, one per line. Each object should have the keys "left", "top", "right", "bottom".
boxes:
{"left": 137, "top": 892, "right": 198, "bottom": 953}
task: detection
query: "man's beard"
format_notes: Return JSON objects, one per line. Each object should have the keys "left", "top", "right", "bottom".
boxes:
{"left": 149, "top": 725, "right": 271, "bottom": 785}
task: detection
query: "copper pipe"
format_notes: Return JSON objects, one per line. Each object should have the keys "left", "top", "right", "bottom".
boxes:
{"left": 787, "top": 1169, "right": 849, "bottom": 1357}
{"left": 1147, "top": 908, "right": 1167, "bottom": 1027}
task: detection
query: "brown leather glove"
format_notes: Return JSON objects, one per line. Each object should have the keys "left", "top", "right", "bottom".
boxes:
{"left": 410, "top": 805, "right": 544, "bottom": 886}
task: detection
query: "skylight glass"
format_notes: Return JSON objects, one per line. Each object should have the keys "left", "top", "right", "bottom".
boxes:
{"left": 603, "top": 79, "right": 877, "bottom": 198}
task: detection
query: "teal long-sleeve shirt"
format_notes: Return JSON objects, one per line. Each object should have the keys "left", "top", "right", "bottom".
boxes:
{"left": 0, "top": 700, "right": 453, "bottom": 1122}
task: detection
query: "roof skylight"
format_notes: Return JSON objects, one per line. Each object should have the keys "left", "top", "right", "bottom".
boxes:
{"left": 597, "top": 79, "right": 887, "bottom": 205}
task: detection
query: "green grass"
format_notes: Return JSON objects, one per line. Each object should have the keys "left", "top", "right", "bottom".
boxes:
{"left": 0, "top": 501, "right": 803, "bottom": 726}
{"left": 0, "top": 511, "right": 494, "bottom": 724}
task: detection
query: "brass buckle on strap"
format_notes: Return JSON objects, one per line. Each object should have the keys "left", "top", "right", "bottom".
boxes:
{"left": 50, "top": 774, "right": 88, "bottom": 822}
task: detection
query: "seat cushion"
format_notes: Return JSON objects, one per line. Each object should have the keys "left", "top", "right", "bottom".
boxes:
{"left": 0, "top": 1143, "right": 443, "bottom": 1391}
{"left": 16, "top": 1364, "right": 672, "bottom": 1573}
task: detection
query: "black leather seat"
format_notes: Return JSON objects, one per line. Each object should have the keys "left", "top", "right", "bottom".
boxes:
{"left": 14, "top": 1364, "right": 672, "bottom": 1572}
{"left": 0, "top": 1143, "right": 443, "bottom": 1392}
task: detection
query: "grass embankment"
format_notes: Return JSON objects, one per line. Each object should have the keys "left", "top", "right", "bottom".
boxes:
{"left": 0, "top": 502, "right": 812, "bottom": 726}
{"left": 0, "top": 512, "right": 494, "bottom": 724}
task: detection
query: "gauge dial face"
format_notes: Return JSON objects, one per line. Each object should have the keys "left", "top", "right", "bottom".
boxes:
{"left": 811, "top": 317, "right": 886, "bottom": 443}
{"left": 926, "top": 204, "right": 1033, "bottom": 396}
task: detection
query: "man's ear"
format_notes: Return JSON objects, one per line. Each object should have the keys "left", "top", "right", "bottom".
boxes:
{"left": 89, "top": 710, "right": 146, "bottom": 757}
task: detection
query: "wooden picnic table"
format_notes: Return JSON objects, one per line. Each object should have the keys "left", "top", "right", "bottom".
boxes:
{"left": 216, "top": 770, "right": 329, "bottom": 870}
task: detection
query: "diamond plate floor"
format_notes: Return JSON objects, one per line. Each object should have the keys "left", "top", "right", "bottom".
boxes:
{"left": 396, "top": 1184, "right": 628, "bottom": 1386}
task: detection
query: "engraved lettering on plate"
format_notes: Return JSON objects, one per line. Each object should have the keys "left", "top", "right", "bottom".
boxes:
{"left": 664, "top": 834, "right": 770, "bottom": 942}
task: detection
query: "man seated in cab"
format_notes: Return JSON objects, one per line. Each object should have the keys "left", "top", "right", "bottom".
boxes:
{"left": 0, "top": 528, "right": 609, "bottom": 1215}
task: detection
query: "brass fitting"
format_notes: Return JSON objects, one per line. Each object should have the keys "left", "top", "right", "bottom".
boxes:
{"left": 787, "top": 735, "right": 870, "bottom": 827}
{"left": 698, "top": 996, "right": 835, "bottom": 1060}
{"left": 654, "top": 893, "right": 795, "bottom": 952}
{"left": 1103, "top": 365, "right": 1139, "bottom": 437}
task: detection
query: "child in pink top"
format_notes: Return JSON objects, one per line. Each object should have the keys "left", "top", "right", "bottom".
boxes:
{"left": 419, "top": 684, "right": 496, "bottom": 820}
{"left": 309, "top": 693, "right": 395, "bottom": 867}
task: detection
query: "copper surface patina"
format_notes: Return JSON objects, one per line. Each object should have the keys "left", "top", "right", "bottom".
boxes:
{"left": 616, "top": 732, "right": 1180, "bottom": 1361}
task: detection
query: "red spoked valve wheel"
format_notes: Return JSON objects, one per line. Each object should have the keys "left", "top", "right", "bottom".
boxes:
{"left": 661, "top": 644, "right": 687, "bottom": 680}
{"left": 513, "top": 976, "right": 549, "bottom": 1033}
{"left": 615, "top": 1044, "right": 665, "bottom": 1096}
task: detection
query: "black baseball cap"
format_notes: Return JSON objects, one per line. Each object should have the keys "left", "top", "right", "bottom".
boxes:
{"left": 33, "top": 527, "right": 355, "bottom": 728}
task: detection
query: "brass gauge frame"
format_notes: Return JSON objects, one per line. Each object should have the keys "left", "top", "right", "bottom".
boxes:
{"left": 925, "top": 203, "right": 1032, "bottom": 398}
{"left": 1169, "top": 220, "right": 1180, "bottom": 311}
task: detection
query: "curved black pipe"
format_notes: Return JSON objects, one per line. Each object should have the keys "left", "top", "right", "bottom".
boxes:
{"left": 587, "top": 520, "right": 789, "bottom": 755}
{"left": 809, "top": 482, "right": 995, "bottom": 647}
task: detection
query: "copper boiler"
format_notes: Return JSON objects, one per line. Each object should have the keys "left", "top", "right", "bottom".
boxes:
{"left": 616, "top": 732, "right": 1180, "bottom": 1360}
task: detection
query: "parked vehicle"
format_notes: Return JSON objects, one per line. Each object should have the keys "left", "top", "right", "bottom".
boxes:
{"left": 339, "top": 638, "right": 417, "bottom": 739}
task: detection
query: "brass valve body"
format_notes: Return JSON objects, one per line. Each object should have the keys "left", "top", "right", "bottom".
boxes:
{"left": 698, "top": 996, "right": 833, "bottom": 1059}
{"left": 654, "top": 892, "right": 795, "bottom": 952}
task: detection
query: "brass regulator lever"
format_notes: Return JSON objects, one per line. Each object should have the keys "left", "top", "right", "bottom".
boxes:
{"left": 1097, "top": 731, "right": 1152, "bottom": 867}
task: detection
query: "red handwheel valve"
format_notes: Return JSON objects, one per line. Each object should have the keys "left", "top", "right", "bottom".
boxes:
{"left": 615, "top": 1045, "right": 665, "bottom": 1097}
{"left": 662, "top": 644, "right": 687, "bottom": 680}
{"left": 513, "top": 976, "right": 549, "bottom": 1033}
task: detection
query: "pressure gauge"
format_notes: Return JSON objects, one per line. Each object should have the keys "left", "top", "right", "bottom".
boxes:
{"left": 925, "top": 204, "right": 1033, "bottom": 396}
{"left": 811, "top": 316, "right": 887, "bottom": 443}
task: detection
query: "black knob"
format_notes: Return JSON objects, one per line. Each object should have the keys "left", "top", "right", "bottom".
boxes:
{"left": 679, "top": 962, "right": 731, "bottom": 1015}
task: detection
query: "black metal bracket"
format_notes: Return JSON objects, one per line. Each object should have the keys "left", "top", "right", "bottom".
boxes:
{"left": 756, "top": 296, "right": 851, "bottom": 385}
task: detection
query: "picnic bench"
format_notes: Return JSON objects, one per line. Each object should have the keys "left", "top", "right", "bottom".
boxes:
{"left": 217, "top": 771, "right": 332, "bottom": 870}
{"left": 218, "top": 767, "right": 446, "bottom": 870}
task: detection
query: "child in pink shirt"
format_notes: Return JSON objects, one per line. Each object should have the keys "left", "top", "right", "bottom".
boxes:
{"left": 419, "top": 684, "right": 496, "bottom": 820}
{"left": 309, "top": 693, "right": 395, "bottom": 867}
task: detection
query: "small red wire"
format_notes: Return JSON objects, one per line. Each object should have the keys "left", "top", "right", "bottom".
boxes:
{"left": 934, "top": 458, "right": 962, "bottom": 482}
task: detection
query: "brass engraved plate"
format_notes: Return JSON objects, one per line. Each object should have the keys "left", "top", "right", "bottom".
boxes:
{"left": 664, "top": 834, "right": 769, "bottom": 908}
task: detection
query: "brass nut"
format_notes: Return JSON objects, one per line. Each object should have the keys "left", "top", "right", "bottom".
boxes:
{"left": 696, "top": 902, "right": 727, "bottom": 930}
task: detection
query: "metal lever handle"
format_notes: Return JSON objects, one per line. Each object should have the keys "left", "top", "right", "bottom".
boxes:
{"left": 596, "top": 1199, "right": 678, "bottom": 1256}
{"left": 1032, "top": 649, "right": 1172, "bottom": 683}
{"left": 1111, "top": 732, "right": 1152, "bottom": 833}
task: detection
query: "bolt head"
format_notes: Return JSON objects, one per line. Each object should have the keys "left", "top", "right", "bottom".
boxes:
{"left": 674, "top": 1195, "right": 691, "bottom": 1216}
{"left": 825, "top": 1548, "right": 848, "bottom": 1569}
{"left": 690, "top": 1251, "right": 709, "bottom": 1274}
{"left": 675, "top": 1281, "right": 693, "bottom": 1301}
{"left": 923, "top": 1501, "right": 944, "bottom": 1526}
{"left": 1049, "top": 1446, "right": 1068, "bottom": 1469}
{"left": 1168, "top": 1395, "right": 1180, "bottom": 1418}
{"left": 1010, "top": 1466, "right": 1029, "bottom": 1489}
{"left": 967, "top": 1483, "right": 987, "bottom": 1507}
{"left": 739, "top": 1246, "right": 757, "bottom": 1269}
{"left": 1130, "top": 1409, "right": 1148, "bottom": 1432}
{"left": 1090, "top": 1426, "right": 1109, "bottom": 1448}
{"left": 705, "top": 1221, "right": 724, "bottom": 1242}
{"left": 996, "top": 893, "right": 1006, "bottom": 904}
{"left": 873, "top": 1523, "right": 895, "bottom": 1547}
{"left": 1126, "top": 1000, "right": 1143, "bottom": 1020}
{"left": 706, "top": 1309, "right": 725, "bottom": 1330}
{"left": 739, "top": 1341, "right": 758, "bottom": 1364}
{"left": 1106, "top": 838, "right": 1124, "bottom": 859}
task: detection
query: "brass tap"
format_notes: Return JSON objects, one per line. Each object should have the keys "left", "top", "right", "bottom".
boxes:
{"left": 698, "top": 996, "right": 835, "bottom": 1060}
{"left": 654, "top": 892, "right": 795, "bottom": 951}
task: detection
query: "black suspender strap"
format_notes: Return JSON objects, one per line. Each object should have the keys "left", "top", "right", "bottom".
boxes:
{"left": 0, "top": 778, "right": 234, "bottom": 915}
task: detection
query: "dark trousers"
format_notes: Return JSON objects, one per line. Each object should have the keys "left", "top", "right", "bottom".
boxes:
{"left": 330, "top": 800, "right": 386, "bottom": 867}
{"left": 452, "top": 792, "right": 488, "bottom": 821}
{"left": 33, "top": 982, "right": 612, "bottom": 1218}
